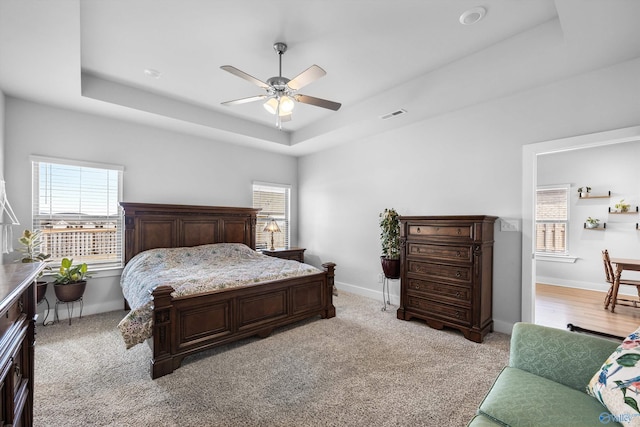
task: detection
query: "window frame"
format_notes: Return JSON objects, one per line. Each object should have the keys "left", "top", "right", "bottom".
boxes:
{"left": 252, "top": 181, "right": 291, "bottom": 251}
{"left": 535, "top": 184, "right": 570, "bottom": 256}
{"left": 30, "top": 155, "right": 124, "bottom": 270}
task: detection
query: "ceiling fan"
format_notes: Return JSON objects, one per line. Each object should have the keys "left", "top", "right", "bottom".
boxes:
{"left": 220, "top": 42, "right": 341, "bottom": 128}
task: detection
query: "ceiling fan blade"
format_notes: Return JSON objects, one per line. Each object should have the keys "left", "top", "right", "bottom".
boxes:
{"left": 287, "top": 65, "right": 326, "bottom": 90}
{"left": 220, "top": 65, "right": 270, "bottom": 89}
{"left": 294, "top": 94, "right": 341, "bottom": 111}
{"left": 221, "top": 95, "right": 267, "bottom": 106}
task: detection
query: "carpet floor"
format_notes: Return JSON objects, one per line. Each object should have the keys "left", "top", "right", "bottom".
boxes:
{"left": 34, "top": 291, "right": 510, "bottom": 426}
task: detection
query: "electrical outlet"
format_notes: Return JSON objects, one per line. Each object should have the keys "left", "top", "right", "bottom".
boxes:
{"left": 500, "top": 218, "right": 520, "bottom": 232}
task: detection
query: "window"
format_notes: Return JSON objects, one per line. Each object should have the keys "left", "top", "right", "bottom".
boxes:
{"left": 31, "top": 156, "right": 124, "bottom": 269}
{"left": 252, "top": 182, "right": 290, "bottom": 250}
{"left": 536, "top": 185, "right": 569, "bottom": 254}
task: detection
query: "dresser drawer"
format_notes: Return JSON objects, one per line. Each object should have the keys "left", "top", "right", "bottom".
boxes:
{"left": 406, "top": 295, "right": 471, "bottom": 324}
{"left": 407, "top": 260, "right": 472, "bottom": 284}
{"left": 0, "top": 300, "right": 22, "bottom": 339}
{"left": 407, "top": 279, "right": 471, "bottom": 304}
{"left": 407, "top": 243, "right": 472, "bottom": 262}
{"left": 408, "top": 224, "right": 473, "bottom": 240}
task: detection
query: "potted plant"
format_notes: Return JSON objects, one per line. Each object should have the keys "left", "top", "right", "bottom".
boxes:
{"left": 578, "top": 187, "right": 591, "bottom": 198}
{"left": 16, "top": 229, "right": 51, "bottom": 303}
{"left": 53, "top": 258, "right": 91, "bottom": 302}
{"left": 615, "top": 199, "right": 631, "bottom": 212}
{"left": 585, "top": 217, "right": 600, "bottom": 229}
{"left": 379, "top": 208, "right": 401, "bottom": 279}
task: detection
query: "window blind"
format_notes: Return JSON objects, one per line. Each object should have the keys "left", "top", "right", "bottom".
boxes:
{"left": 253, "top": 183, "right": 290, "bottom": 250}
{"left": 31, "top": 156, "right": 124, "bottom": 269}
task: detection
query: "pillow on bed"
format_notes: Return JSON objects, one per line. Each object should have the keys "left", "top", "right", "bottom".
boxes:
{"left": 587, "top": 327, "right": 640, "bottom": 426}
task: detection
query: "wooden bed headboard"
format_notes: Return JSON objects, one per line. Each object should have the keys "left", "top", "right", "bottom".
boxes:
{"left": 120, "top": 202, "right": 260, "bottom": 264}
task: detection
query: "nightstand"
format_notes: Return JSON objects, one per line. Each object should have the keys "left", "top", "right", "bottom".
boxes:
{"left": 262, "top": 247, "right": 306, "bottom": 263}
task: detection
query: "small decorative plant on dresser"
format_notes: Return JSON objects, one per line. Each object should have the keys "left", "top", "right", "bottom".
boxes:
{"left": 379, "top": 208, "right": 401, "bottom": 279}
{"left": 16, "top": 229, "right": 51, "bottom": 304}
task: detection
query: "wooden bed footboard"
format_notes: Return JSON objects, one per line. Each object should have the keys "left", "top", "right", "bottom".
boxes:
{"left": 149, "top": 262, "right": 336, "bottom": 379}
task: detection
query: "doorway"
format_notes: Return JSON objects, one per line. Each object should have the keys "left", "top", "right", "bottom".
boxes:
{"left": 521, "top": 126, "right": 640, "bottom": 334}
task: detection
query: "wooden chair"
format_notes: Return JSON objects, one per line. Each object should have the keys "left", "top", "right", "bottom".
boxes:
{"left": 602, "top": 249, "right": 640, "bottom": 310}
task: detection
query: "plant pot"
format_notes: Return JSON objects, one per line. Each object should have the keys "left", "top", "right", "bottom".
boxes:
{"left": 586, "top": 222, "right": 598, "bottom": 229}
{"left": 36, "top": 281, "right": 48, "bottom": 304}
{"left": 381, "top": 256, "right": 401, "bottom": 279}
{"left": 54, "top": 281, "right": 87, "bottom": 302}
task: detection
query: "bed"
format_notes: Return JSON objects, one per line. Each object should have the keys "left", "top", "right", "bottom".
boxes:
{"left": 118, "top": 202, "right": 336, "bottom": 379}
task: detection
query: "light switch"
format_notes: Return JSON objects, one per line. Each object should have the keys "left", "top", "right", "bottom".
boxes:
{"left": 500, "top": 218, "right": 520, "bottom": 232}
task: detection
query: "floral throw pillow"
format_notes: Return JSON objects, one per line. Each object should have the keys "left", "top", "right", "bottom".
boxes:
{"left": 587, "top": 328, "right": 640, "bottom": 426}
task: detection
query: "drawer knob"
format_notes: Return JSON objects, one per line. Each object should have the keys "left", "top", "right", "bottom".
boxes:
{"left": 416, "top": 227, "right": 421, "bottom": 233}
{"left": 457, "top": 228, "right": 462, "bottom": 235}
{"left": 456, "top": 271, "right": 461, "bottom": 277}
{"left": 456, "top": 251, "right": 461, "bottom": 257}
{"left": 456, "top": 292, "right": 461, "bottom": 297}
{"left": 455, "top": 311, "right": 461, "bottom": 318}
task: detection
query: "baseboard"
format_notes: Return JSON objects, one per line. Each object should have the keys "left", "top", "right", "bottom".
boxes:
{"left": 335, "top": 280, "right": 514, "bottom": 335}
{"left": 537, "top": 276, "right": 637, "bottom": 296}
{"left": 37, "top": 299, "right": 124, "bottom": 323}
{"left": 335, "top": 280, "right": 400, "bottom": 306}
{"left": 492, "top": 319, "right": 514, "bottom": 335}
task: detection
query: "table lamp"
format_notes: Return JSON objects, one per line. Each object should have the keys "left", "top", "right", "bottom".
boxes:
{"left": 263, "top": 219, "right": 281, "bottom": 251}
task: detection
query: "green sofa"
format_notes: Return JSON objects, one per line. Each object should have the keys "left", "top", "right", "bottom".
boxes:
{"left": 468, "top": 322, "right": 623, "bottom": 427}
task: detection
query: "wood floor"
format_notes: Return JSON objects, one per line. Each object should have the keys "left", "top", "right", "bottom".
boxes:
{"left": 535, "top": 283, "right": 640, "bottom": 338}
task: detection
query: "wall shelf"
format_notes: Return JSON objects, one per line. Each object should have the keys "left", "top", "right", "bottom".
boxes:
{"left": 609, "top": 206, "right": 639, "bottom": 213}
{"left": 584, "top": 223, "right": 606, "bottom": 229}
{"left": 578, "top": 191, "right": 611, "bottom": 199}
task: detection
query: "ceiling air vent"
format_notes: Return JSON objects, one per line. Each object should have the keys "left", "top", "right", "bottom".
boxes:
{"left": 380, "top": 109, "right": 407, "bottom": 120}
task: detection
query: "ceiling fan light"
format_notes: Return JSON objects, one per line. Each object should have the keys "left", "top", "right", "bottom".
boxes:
{"left": 263, "top": 98, "right": 279, "bottom": 114}
{"left": 279, "top": 96, "right": 295, "bottom": 114}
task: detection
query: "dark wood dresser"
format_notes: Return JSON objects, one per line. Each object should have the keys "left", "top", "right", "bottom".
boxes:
{"left": 0, "top": 262, "right": 44, "bottom": 426}
{"left": 396, "top": 216, "right": 497, "bottom": 343}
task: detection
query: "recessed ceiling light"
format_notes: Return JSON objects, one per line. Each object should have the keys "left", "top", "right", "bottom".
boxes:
{"left": 143, "top": 68, "right": 162, "bottom": 79}
{"left": 459, "top": 7, "right": 486, "bottom": 25}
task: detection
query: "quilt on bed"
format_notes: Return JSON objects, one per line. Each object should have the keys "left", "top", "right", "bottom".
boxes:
{"left": 118, "top": 243, "right": 321, "bottom": 349}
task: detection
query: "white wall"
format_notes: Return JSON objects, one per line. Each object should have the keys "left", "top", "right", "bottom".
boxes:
{"left": 298, "top": 56, "right": 640, "bottom": 334}
{"left": 0, "top": 90, "right": 5, "bottom": 264}
{"left": 537, "top": 141, "right": 640, "bottom": 293}
{"left": 0, "top": 90, "right": 4, "bottom": 173}
{"left": 4, "top": 98, "right": 299, "bottom": 321}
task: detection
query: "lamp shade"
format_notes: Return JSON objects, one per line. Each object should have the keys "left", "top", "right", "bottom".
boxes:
{"left": 263, "top": 97, "right": 295, "bottom": 116}
{"left": 263, "top": 98, "right": 279, "bottom": 115}
{"left": 263, "top": 219, "right": 281, "bottom": 233}
{"left": 279, "top": 96, "right": 295, "bottom": 114}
